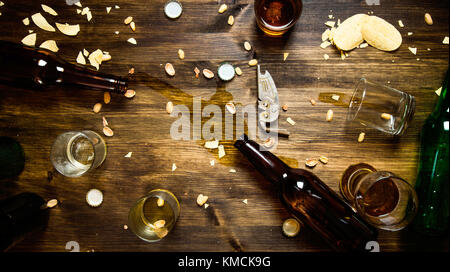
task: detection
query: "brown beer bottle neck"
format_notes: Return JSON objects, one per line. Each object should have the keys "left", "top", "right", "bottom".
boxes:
{"left": 234, "top": 134, "right": 290, "bottom": 183}
{"left": 0, "top": 41, "right": 128, "bottom": 94}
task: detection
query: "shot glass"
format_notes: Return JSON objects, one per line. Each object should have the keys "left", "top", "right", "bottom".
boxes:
{"left": 128, "top": 189, "right": 180, "bottom": 242}
{"left": 50, "top": 130, "right": 106, "bottom": 177}
{"left": 340, "top": 163, "right": 418, "bottom": 231}
{"left": 347, "top": 78, "right": 416, "bottom": 135}
{"left": 254, "top": 0, "right": 303, "bottom": 36}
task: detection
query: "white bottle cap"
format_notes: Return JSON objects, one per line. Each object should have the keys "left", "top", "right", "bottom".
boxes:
{"left": 86, "top": 189, "right": 103, "bottom": 207}
{"left": 217, "top": 63, "right": 235, "bottom": 81}
{"left": 164, "top": 0, "right": 183, "bottom": 19}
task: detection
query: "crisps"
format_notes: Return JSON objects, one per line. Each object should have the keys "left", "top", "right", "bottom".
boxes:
{"left": 332, "top": 14, "right": 368, "bottom": 51}
{"left": 361, "top": 16, "right": 402, "bottom": 51}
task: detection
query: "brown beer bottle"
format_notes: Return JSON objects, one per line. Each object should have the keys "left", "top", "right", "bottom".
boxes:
{"left": 234, "top": 134, "right": 378, "bottom": 251}
{"left": 0, "top": 41, "right": 128, "bottom": 94}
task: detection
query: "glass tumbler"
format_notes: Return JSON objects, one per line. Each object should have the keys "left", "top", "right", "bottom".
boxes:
{"left": 128, "top": 189, "right": 180, "bottom": 242}
{"left": 254, "top": 0, "right": 303, "bottom": 36}
{"left": 340, "top": 163, "right": 419, "bottom": 231}
{"left": 50, "top": 130, "right": 106, "bottom": 177}
{"left": 347, "top": 78, "right": 416, "bottom": 135}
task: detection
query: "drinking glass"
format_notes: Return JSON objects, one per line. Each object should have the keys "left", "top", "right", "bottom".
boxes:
{"left": 50, "top": 130, "right": 106, "bottom": 177}
{"left": 340, "top": 163, "right": 418, "bottom": 231}
{"left": 128, "top": 189, "right": 180, "bottom": 242}
{"left": 254, "top": 0, "right": 303, "bottom": 36}
{"left": 347, "top": 78, "right": 416, "bottom": 135}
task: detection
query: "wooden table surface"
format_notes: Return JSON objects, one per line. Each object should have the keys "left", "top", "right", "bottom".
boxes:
{"left": 0, "top": 0, "right": 448, "bottom": 252}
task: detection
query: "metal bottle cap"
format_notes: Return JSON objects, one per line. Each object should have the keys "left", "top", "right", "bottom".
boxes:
{"left": 86, "top": 189, "right": 103, "bottom": 207}
{"left": 217, "top": 63, "right": 235, "bottom": 81}
{"left": 164, "top": 0, "right": 183, "bottom": 19}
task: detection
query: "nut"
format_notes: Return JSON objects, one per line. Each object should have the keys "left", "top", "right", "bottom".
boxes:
{"left": 228, "top": 15, "right": 234, "bottom": 26}
{"left": 248, "top": 59, "right": 258, "bottom": 66}
{"left": 165, "top": 63, "right": 175, "bottom": 76}
{"left": 194, "top": 67, "right": 200, "bottom": 78}
{"left": 178, "top": 49, "right": 185, "bottom": 60}
{"left": 310, "top": 99, "right": 316, "bottom": 105}
{"left": 104, "top": 92, "right": 111, "bottom": 104}
{"left": 124, "top": 89, "right": 136, "bottom": 98}
{"left": 234, "top": 67, "right": 242, "bottom": 76}
{"left": 130, "top": 21, "right": 136, "bottom": 31}
{"left": 93, "top": 103, "right": 102, "bottom": 113}
{"left": 128, "top": 67, "right": 135, "bottom": 74}
{"left": 380, "top": 113, "right": 392, "bottom": 120}
{"left": 103, "top": 126, "right": 114, "bottom": 137}
{"left": 124, "top": 16, "right": 133, "bottom": 25}
{"left": 244, "top": 41, "right": 251, "bottom": 51}
{"left": 282, "top": 104, "right": 288, "bottom": 111}
{"left": 166, "top": 101, "right": 174, "bottom": 114}
{"left": 263, "top": 137, "right": 275, "bottom": 148}
{"left": 326, "top": 109, "right": 333, "bottom": 121}
{"left": 153, "top": 220, "right": 166, "bottom": 229}
{"left": 424, "top": 13, "right": 433, "bottom": 25}
{"left": 319, "top": 155, "right": 328, "bottom": 164}
{"left": 46, "top": 199, "right": 58, "bottom": 208}
{"left": 358, "top": 132, "right": 365, "bottom": 142}
{"left": 218, "top": 4, "right": 227, "bottom": 13}
{"left": 157, "top": 197, "right": 165, "bottom": 207}
{"left": 225, "top": 102, "right": 236, "bottom": 114}
{"left": 202, "top": 69, "right": 214, "bottom": 79}
{"left": 196, "top": 194, "right": 208, "bottom": 206}
{"left": 305, "top": 158, "right": 319, "bottom": 168}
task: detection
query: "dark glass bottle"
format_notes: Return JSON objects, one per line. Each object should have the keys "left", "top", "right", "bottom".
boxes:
{"left": 412, "top": 70, "right": 449, "bottom": 235}
{"left": 0, "top": 40, "right": 128, "bottom": 94}
{"left": 0, "top": 192, "right": 49, "bottom": 251}
{"left": 0, "top": 137, "right": 25, "bottom": 180}
{"left": 235, "top": 135, "right": 377, "bottom": 251}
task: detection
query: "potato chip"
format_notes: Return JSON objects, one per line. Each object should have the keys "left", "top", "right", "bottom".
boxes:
{"left": 39, "top": 40, "right": 59, "bottom": 52}
{"left": 332, "top": 14, "right": 368, "bottom": 51}
{"left": 361, "top": 16, "right": 402, "bottom": 51}
{"left": 31, "top": 13, "right": 55, "bottom": 32}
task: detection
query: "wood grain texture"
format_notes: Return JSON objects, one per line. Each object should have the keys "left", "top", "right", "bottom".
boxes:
{"left": 0, "top": 0, "right": 448, "bottom": 252}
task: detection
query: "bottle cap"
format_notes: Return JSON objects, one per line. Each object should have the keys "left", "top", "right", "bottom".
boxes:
{"left": 282, "top": 218, "right": 301, "bottom": 237}
{"left": 86, "top": 189, "right": 103, "bottom": 207}
{"left": 164, "top": 0, "right": 183, "bottom": 19}
{"left": 217, "top": 63, "right": 235, "bottom": 81}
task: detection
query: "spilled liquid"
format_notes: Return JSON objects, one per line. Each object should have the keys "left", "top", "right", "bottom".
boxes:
{"left": 130, "top": 72, "right": 298, "bottom": 168}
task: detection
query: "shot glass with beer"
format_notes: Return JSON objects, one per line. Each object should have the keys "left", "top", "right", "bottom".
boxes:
{"left": 254, "top": 0, "right": 303, "bottom": 36}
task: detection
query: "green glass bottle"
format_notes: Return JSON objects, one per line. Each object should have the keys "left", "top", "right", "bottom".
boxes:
{"left": 412, "top": 70, "right": 449, "bottom": 235}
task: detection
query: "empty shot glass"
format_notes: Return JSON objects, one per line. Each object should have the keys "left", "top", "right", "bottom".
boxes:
{"left": 50, "top": 130, "right": 106, "bottom": 177}
{"left": 128, "top": 189, "right": 180, "bottom": 242}
{"left": 347, "top": 78, "right": 416, "bottom": 135}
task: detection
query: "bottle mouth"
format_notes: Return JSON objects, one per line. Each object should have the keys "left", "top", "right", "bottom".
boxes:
{"left": 234, "top": 134, "right": 249, "bottom": 148}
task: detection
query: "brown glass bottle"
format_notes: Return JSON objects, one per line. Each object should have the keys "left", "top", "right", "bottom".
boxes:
{"left": 0, "top": 41, "right": 128, "bottom": 94}
{"left": 234, "top": 134, "right": 377, "bottom": 251}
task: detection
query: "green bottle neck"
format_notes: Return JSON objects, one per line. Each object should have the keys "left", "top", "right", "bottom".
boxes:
{"left": 432, "top": 70, "right": 449, "bottom": 118}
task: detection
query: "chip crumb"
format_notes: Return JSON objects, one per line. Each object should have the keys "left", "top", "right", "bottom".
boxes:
{"left": 242, "top": 199, "right": 248, "bottom": 205}
{"left": 124, "top": 152, "right": 132, "bottom": 158}
{"left": 359, "top": 42, "right": 368, "bottom": 48}
{"left": 172, "top": 163, "right": 177, "bottom": 171}
{"left": 398, "top": 20, "right": 404, "bottom": 28}
{"left": 319, "top": 156, "right": 328, "bottom": 164}
{"left": 196, "top": 194, "right": 208, "bottom": 206}
{"left": 204, "top": 140, "right": 219, "bottom": 149}
{"left": 22, "top": 17, "right": 30, "bottom": 25}
{"left": 127, "top": 38, "right": 137, "bottom": 45}
{"left": 229, "top": 169, "right": 236, "bottom": 173}
{"left": 123, "top": 225, "right": 128, "bottom": 230}
{"left": 408, "top": 47, "right": 417, "bottom": 55}
{"left": 331, "top": 94, "right": 340, "bottom": 101}
{"left": 218, "top": 145, "right": 226, "bottom": 158}
{"left": 320, "top": 41, "right": 331, "bottom": 49}
{"left": 204, "top": 203, "right": 209, "bottom": 209}
{"left": 283, "top": 52, "right": 289, "bottom": 61}
{"left": 407, "top": 32, "right": 413, "bottom": 36}
{"left": 129, "top": 67, "right": 135, "bottom": 74}
{"left": 210, "top": 159, "right": 215, "bottom": 166}
{"left": 286, "top": 117, "right": 296, "bottom": 126}
{"left": 443, "top": 36, "right": 449, "bottom": 45}
{"left": 106, "top": 7, "right": 112, "bottom": 13}
{"left": 435, "top": 86, "right": 442, "bottom": 96}
{"left": 325, "top": 21, "right": 335, "bottom": 28}
{"left": 323, "top": 54, "right": 329, "bottom": 60}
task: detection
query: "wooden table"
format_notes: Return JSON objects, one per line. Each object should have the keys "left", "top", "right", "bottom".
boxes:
{"left": 0, "top": 0, "right": 448, "bottom": 252}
